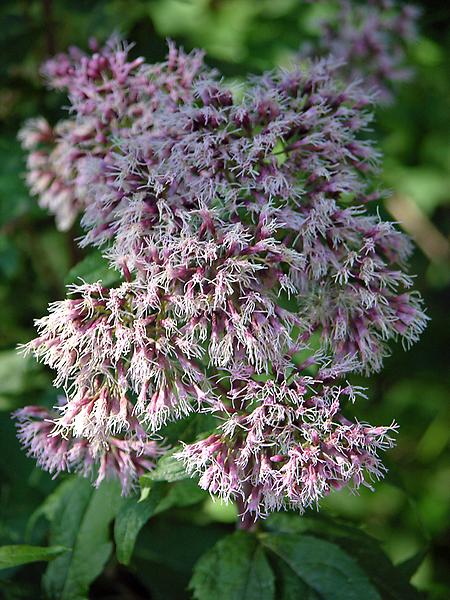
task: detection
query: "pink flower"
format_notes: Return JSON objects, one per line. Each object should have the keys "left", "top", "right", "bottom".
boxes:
{"left": 176, "top": 372, "right": 398, "bottom": 518}
{"left": 301, "top": 0, "right": 420, "bottom": 104}
{"left": 13, "top": 404, "right": 162, "bottom": 495}
{"left": 15, "top": 33, "right": 425, "bottom": 511}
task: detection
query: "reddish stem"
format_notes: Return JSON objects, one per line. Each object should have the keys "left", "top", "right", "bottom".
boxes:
{"left": 236, "top": 496, "right": 258, "bottom": 531}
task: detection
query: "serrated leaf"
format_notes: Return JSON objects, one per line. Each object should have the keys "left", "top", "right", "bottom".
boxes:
{"left": 140, "top": 448, "right": 188, "bottom": 484}
{"left": 43, "top": 478, "right": 123, "bottom": 600}
{"left": 261, "top": 533, "right": 381, "bottom": 600}
{"left": 0, "top": 545, "right": 69, "bottom": 570}
{"left": 114, "top": 483, "right": 166, "bottom": 565}
{"left": 189, "top": 531, "right": 275, "bottom": 600}
{"left": 271, "top": 557, "right": 320, "bottom": 600}
{"left": 64, "top": 250, "right": 120, "bottom": 287}
{"left": 266, "top": 513, "right": 423, "bottom": 600}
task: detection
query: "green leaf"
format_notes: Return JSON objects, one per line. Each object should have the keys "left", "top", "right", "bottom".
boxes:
{"left": 321, "top": 529, "right": 424, "bottom": 600}
{"left": 189, "top": 531, "right": 275, "bottom": 600}
{"left": 397, "top": 549, "right": 428, "bottom": 581}
{"left": 115, "top": 479, "right": 206, "bottom": 565}
{"left": 26, "top": 478, "right": 79, "bottom": 541}
{"left": 261, "top": 532, "right": 381, "bottom": 600}
{"left": 114, "top": 483, "right": 166, "bottom": 565}
{"left": 64, "top": 250, "right": 121, "bottom": 287}
{"left": 0, "top": 350, "right": 44, "bottom": 398}
{"left": 43, "top": 478, "right": 123, "bottom": 600}
{"left": 153, "top": 478, "right": 206, "bottom": 514}
{"left": 266, "top": 513, "right": 423, "bottom": 600}
{"left": 140, "top": 448, "right": 188, "bottom": 484}
{"left": 0, "top": 545, "right": 69, "bottom": 570}
{"left": 271, "top": 557, "right": 320, "bottom": 600}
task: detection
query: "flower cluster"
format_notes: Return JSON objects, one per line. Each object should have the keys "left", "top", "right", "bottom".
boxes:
{"left": 15, "top": 26, "right": 426, "bottom": 513}
{"left": 14, "top": 404, "right": 162, "bottom": 494}
{"left": 18, "top": 117, "right": 82, "bottom": 230}
{"left": 22, "top": 216, "right": 304, "bottom": 432}
{"left": 177, "top": 374, "right": 398, "bottom": 517}
{"left": 303, "top": 0, "right": 420, "bottom": 103}
{"left": 19, "top": 37, "right": 205, "bottom": 230}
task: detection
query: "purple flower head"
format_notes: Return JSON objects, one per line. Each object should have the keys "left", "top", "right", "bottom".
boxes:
{"left": 176, "top": 369, "right": 398, "bottom": 518}
{"left": 21, "top": 279, "right": 217, "bottom": 433}
{"left": 18, "top": 118, "right": 82, "bottom": 230}
{"left": 13, "top": 404, "right": 162, "bottom": 494}
{"left": 15, "top": 31, "right": 426, "bottom": 513}
{"left": 19, "top": 37, "right": 207, "bottom": 230}
{"left": 301, "top": 0, "right": 421, "bottom": 104}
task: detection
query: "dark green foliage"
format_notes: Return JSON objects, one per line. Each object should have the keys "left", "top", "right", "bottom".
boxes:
{"left": 115, "top": 479, "right": 206, "bottom": 565}
{"left": 115, "top": 484, "right": 167, "bottom": 566}
{"left": 188, "top": 520, "right": 426, "bottom": 600}
{"left": 264, "top": 514, "right": 424, "bottom": 600}
{"left": 0, "top": 1, "right": 448, "bottom": 599}
{"left": 261, "top": 533, "right": 380, "bottom": 600}
{"left": 190, "top": 531, "right": 275, "bottom": 600}
{"left": 43, "top": 478, "right": 123, "bottom": 600}
{"left": 133, "top": 517, "right": 230, "bottom": 599}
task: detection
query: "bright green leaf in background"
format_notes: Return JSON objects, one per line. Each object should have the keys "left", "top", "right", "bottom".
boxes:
{"left": 0, "top": 349, "right": 48, "bottom": 410}
{"left": 0, "top": 544, "right": 68, "bottom": 570}
{"left": 64, "top": 250, "right": 121, "bottom": 287}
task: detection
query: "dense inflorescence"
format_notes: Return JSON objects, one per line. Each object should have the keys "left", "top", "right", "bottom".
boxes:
{"left": 14, "top": 404, "right": 162, "bottom": 494}
{"left": 18, "top": 117, "right": 82, "bottom": 230}
{"left": 302, "top": 0, "right": 420, "bottom": 103}
{"left": 15, "top": 26, "right": 426, "bottom": 513}
{"left": 177, "top": 374, "right": 398, "bottom": 516}
{"left": 19, "top": 36, "right": 205, "bottom": 231}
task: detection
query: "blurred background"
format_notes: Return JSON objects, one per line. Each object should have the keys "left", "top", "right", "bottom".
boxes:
{"left": 0, "top": 1, "right": 448, "bottom": 598}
